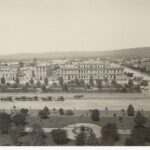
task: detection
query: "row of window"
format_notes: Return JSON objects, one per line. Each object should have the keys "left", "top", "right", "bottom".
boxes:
{"left": 59, "top": 69, "right": 123, "bottom": 74}
{"left": 62, "top": 75, "right": 123, "bottom": 80}
{"left": 79, "top": 64, "right": 106, "bottom": 68}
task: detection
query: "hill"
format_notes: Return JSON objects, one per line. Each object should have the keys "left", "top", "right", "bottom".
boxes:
{"left": 0, "top": 47, "right": 150, "bottom": 60}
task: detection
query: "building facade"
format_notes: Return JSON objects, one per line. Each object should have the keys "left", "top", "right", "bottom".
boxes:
{"left": 0, "top": 68, "right": 17, "bottom": 84}
{"left": 55, "top": 61, "right": 125, "bottom": 83}
{"left": 19, "top": 66, "right": 47, "bottom": 84}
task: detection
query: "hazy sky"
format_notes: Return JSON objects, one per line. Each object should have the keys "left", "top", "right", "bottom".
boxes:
{"left": 0, "top": 0, "right": 150, "bottom": 55}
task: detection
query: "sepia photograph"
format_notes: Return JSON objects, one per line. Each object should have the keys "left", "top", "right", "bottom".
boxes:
{"left": 0, "top": 0, "right": 150, "bottom": 148}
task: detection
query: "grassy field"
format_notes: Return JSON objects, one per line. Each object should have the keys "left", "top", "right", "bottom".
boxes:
{"left": 26, "top": 115, "right": 150, "bottom": 129}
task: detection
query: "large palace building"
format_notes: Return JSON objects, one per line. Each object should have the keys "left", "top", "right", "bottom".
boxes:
{"left": 55, "top": 61, "right": 125, "bottom": 83}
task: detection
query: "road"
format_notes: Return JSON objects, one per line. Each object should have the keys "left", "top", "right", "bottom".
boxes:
{"left": 124, "top": 66, "right": 150, "bottom": 81}
{"left": 1, "top": 98, "right": 150, "bottom": 111}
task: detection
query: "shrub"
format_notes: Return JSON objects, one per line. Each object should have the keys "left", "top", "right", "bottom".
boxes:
{"left": 127, "top": 105, "right": 135, "bottom": 116}
{"left": 12, "top": 114, "right": 26, "bottom": 126}
{"left": 51, "top": 129, "right": 68, "bottom": 144}
{"left": 0, "top": 113, "right": 11, "bottom": 134}
{"left": 91, "top": 109, "right": 100, "bottom": 121}
{"left": 113, "top": 113, "right": 117, "bottom": 117}
{"left": 38, "top": 106, "right": 50, "bottom": 119}
{"left": 134, "top": 111, "right": 147, "bottom": 126}
{"left": 75, "top": 132, "right": 87, "bottom": 146}
{"left": 9, "top": 125, "right": 24, "bottom": 145}
{"left": 20, "top": 108, "right": 29, "bottom": 116}
{"left": 59, "top": 108, "right": 64, "bottom": 115}
{"left": 30, "top": 124, "right": 47, "bottom": 146}
{"left": 65, "top": 109, "right": 74, "bottom": 116}
{"left": 87, "top": 132, "right": 99, "bottom": 145}
{"left": 101, "top": 123, "right": 119, "bottom": 145}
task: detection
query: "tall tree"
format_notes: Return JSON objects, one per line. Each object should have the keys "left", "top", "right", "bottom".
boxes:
{"left": 96, "top": 79, "right": 102, "bottom": 89}
{"left": 91, "top": 109, "right": 100, "bottom": 121}
{"left": 30, "top": 124, "right": 47, "bottom": 146}
{"left": 0, "top": 113, "right": 11, "bottom": 134}
{"left": 1, "top": 76, "right": 6, "bottom": 84}
{"left": 134, "top": 111, "right": 147, "bottom": 127}
{"left": 128, "top": 79, "right": 134, "bottom": 88}
{"left": 44, "top": 77, "right": 49, "bottom": 86}
{"left": 58, "top": 77, "right": 64, "bottom": 87}
{"left": 127, "top": 104, "right": 135, "bottom": 116}
{"left": 101, "top": 123, "right": 119, "bottom": 145}
{"left": 86, "top": 132, "right": 99, "bottom": 145}
{"left": 19, "top": 61, "right": 24, "bottom": 68}
{"left": 74, "top": 77, "right": 80, "bottom": 86}
{"left": 89, "top": 77, "right": 94, "bottom": 86}
{"left": 75, "top": 132, "right": 87, "bottom": 146}
{"left": 51, "top": 129, "right": 68, "bottom": 144}
{"left": 12, "top": 114, "right": 26, "bottom": 126}
{"left": 9, "top": 125, "right": 24, "bottom": 146}
{"left": 36, "top": 80, "right": 42, "bottom": 88}
{"left": 62, "top": 83, "right": 68, "bottom": 92}
{"left": 29, "top": 78, "right": 34, "bottom": 85}
{"left": 15, "top": 78, "right": 20, "bottom": 87}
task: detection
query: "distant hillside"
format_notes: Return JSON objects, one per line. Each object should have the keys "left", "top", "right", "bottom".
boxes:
{"left": 0, "top": 47, "right": 150, "bottom": 60}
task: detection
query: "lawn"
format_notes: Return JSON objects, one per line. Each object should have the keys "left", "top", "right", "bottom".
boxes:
{"left": 26, "top": 115, "right": 149, "bottom": 129}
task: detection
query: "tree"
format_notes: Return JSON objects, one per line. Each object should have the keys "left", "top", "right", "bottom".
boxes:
{"left": 39, "top": 106, "right": 50, "bottom": 119}
{"left": 51, "top": 129, "right": 68, "bottom": 144}
{"left": 1, "top": 76, "right": 6, "bottom": 84}
{"left": 36, "top": 80, "right": 42, "bottom": 88}
{"left": 80, "top": 79, "right": 85, "bottom": 87}
{"left": 62, "top": 83, "right": 68, "bottom": 92}
{"left": 19, "top": 61, "right": 24, "bottom": 68}
{"left": 125, "top": 126, "right": 147, "bottom": 146}
{"left": 140, "top": 80, "right": 148, "bottom": 87}
{"left": 101, "top": 123, "right": 119, "bottom": 145}
{"left": 118, "top": 116, "right": 123, "bottom": 123}
{"left": 111, "top": 79, "right": 119, "bottom": 88}
{"left": 91, "top": 109, "right": 100, "bottom": 121}
{"left": 104, "top": 77, "right": 108, "bottom": 83}
{"left": 125, "top": 111, "right": 147, "bottom": 146}
{"left": 135, "top": 84, "right": 141, "bottom": 92}
{"left": 59, "top": 108, "right": 64, "bottom": 115}
{"left": 29, "top": 78, "right": 34, "bottom": 85}
{"left": 128, "top": 79, "right": 134, "bottom": 88}
{"left": 9, "top": 125, "right": 24, "bottom": 146}
{"left": 58, "top": 77, "right": 64, "bottom": 87}
{"left": 86, "top": 132, "right": 99, "bottom": 145}
{"left": 42, "top": 84, "right": 47, "bottom": 92}
{"left": 25, "top": 82, "right": 30, "bottom": 87}
{"left": 12, "top": 114, "right": 26, "bottom": 126}
{"left": 127, "top": 105, "right": 135, "bottom": 116}
{"left": 75, "top": 132, "right": 87, "bottom": 146}
{"left": 89, "top": 77, "right": 94, "bottom": 86}
{"left": 22, "top": 85, "right": 29, "bottom": 92}
{"left": 30, "top": 124, "right": 47, "bottom": 146}
{"left": 20, "top": 108, "right": 29, "bottom": 116}
{"left": 134, "top": 111, "right": 147, "bottom": 126}
{"left": 121, "top": 87, "right": 127, "bottom": 93}
{"left": 65, "top": 109, "right": 74, "bottom": 115}
{"left": 15, "top": 78, "right": 20, "bottom": 87}
{"left": 96, "top": 79, "right": 102, "bottom": 89}
{"left": 44, "top": 77, "right": 49, "bottom": 86}
{"left": 15, "top": 78, "right": 20, "bottom": 86}
{"left": 0, "top": 113, "right": 11, "bottom": 134}
{"left": 74, "top": 77, "right": 80, "bottom": 86}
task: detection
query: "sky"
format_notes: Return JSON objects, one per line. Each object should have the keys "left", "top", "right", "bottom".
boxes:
{"left": 0, "top": 0, "right": 150, "bottom": 55}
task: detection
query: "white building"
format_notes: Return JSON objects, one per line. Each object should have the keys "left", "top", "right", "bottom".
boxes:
{"left": 55, "top": 61, "right": 125, "bottom": 83}
{"left": 0, "top": 68, "right": 17, "bottom": 84}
